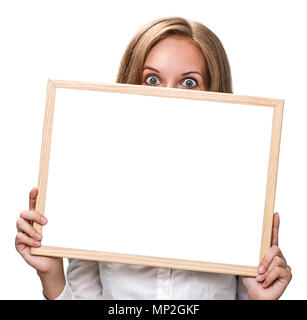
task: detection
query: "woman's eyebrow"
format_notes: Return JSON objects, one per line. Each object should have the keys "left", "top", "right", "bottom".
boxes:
{"left": 143, "top": 66, "right": 202, "bottom": 76}
{"left": 143, "top": 66, "right": 160, "bottom": 73}
{"left": 181, "top": 71, "right": 202, "bottom": 76}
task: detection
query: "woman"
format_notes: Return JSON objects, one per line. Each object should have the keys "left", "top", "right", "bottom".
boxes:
{"left": 15, "top": 17, "right": 292, "bottom": 300}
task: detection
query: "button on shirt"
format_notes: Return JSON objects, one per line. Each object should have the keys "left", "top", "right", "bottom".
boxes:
{"left": 54, "top": 259, "right": 249, "bottom": 300}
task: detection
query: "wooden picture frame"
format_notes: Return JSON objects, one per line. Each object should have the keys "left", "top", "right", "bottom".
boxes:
{"left": 31, "top": 79, "right": 284, "bottom": 277}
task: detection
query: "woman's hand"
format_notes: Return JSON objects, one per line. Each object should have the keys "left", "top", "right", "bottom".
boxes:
{"left": 15, "top": 187, "right": 66, "bottom": 299}
{"left": 242, "top": 212, "right": 292, "bottom": 300}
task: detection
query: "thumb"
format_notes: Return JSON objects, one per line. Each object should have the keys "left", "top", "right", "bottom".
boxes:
{"left": 29, "top": 187, "right": 38, "bottom": 211}
{"left": 271, "top": 212, "right": 280, "bottom": 247}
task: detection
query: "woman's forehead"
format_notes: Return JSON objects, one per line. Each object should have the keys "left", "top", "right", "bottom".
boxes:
{"left": 143, "top": 36, "right": 206, "bottom": 74}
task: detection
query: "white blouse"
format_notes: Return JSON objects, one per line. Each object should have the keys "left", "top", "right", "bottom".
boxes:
{"left": 54, "top": 259, "right": 249, "bottom": 300}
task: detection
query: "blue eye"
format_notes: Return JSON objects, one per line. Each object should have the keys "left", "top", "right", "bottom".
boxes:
{"left": 145, "top": 75, "right": 160, "bottom": 86}
{"left": 182, "top": 78, "right": 197, "bottom": 88}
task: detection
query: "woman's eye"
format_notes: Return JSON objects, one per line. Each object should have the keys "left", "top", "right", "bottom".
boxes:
{"left": 181, "top": 78, "right": 197, "bottom": 88}
{"left": 145, "top": 75, "right": 160, "bottom": 86}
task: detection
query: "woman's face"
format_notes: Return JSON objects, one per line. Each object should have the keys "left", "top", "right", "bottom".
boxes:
{"left": 142, "top": 35, "right": 208, "bottom": 91}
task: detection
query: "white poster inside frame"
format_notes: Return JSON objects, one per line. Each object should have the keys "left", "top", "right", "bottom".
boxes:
{"left": 31, "top": 80, "right": 284, "bottom": 277}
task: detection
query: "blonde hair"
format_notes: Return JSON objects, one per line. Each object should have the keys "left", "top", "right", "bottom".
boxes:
{"left": 116, "top": 17, "right": 232, "bottom": 93}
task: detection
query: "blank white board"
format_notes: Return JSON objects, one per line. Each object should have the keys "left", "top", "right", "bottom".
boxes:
{"left": 32, "top": 80, "right": 284, "bottom": 276}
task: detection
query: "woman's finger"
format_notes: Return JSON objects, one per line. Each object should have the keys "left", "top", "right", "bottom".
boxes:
{"left": 256, "top": 255, "right": 287, "bottom": 282}
{"left": 258, "top": 245, "right": 284, "bottom": 274}
{"left": 268, "top": 255, "right": 287, "bottom": 271}
{"left": 271, "top": 212, "right": 280, "bottom": 247}
{"left": 29, "top": 187, "right": 38, "bottom": 211}
{"left": 15, "top": 232, "right": 41, "bottom": 248}
{"left": 20, "top": 210, "right": 47, "bottom": 225}
{"left": 16, "top": 217, "right": 42, "bottom": 241}
{"left": 263, "top": 266, "right": 289, "bottom": 288}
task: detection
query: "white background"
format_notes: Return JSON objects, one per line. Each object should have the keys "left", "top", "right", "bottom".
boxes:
{"left": 0, "top": 0, "right": 306, "bottom": 299}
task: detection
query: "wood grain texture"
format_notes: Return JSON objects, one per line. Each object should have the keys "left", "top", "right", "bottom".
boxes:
{"left": 31, "top": 246, "right": 258, "bottom": 277}
{"left": 31, "top": 79, "right": 284, "bottom": 276}
{"left": 260, "top": 100, "right": 284, "bottom": 260}
{"left": 52, "top": 79, "right": 282, "bottom": 107}
{"left": 31, "top": 79, "right": 56, "bottom": 241}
